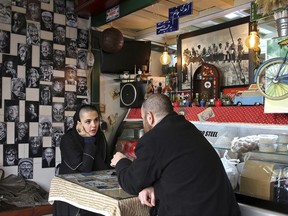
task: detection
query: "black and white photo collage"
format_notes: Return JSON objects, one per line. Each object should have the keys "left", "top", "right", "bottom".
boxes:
{"left": 0, "top": 0, "right": 90, "bottom": 179}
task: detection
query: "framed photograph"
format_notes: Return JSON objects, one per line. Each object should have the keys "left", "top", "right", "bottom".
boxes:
{"left": 177, "top": 17, "right": 252, "bottom": 91}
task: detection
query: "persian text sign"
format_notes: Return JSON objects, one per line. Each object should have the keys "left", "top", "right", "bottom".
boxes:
{"left": 156, "top": 18, "right": 179, "bottom": 35}
{"left": 169, "top": 2, "right": 192, "bottom": 19}
{"left": 106, "top": 5, "right": 120, "bottom": 22}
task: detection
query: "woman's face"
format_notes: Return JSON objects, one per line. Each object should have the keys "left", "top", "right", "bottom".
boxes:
{"left": 80, "top": 110, "right": 100, "bottom": 137}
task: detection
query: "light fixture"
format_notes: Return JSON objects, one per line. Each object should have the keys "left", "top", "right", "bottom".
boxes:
{"left": 245, "top": 22, "right": 260, "bottom": 52}
{"left": 160, "top": 43, "right": 171, "bottom": 65}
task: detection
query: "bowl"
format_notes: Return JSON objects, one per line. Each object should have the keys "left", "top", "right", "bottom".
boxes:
{"left": 258, "top": 134, "right": 278, "bottom": 144}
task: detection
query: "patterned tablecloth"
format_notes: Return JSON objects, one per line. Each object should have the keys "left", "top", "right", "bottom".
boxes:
{"left": 48, "top": 170, "right": 150, "bottom": 216}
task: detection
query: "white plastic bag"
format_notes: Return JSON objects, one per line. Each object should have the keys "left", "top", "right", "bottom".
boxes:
{"left": 221, "top": 150, "right": 239, "bottom": 190}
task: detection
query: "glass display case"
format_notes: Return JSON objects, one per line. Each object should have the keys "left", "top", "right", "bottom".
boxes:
{"left": 116, "top": 107, "right": 288, "bottom": 215}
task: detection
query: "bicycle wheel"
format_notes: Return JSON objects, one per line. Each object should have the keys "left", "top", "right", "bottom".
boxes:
{"left": 256, "top": 57, "right": 288, "bottom": 100}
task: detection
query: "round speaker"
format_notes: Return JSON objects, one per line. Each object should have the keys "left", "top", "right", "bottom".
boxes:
{"left": 100, "top": 27, "right": 124, "bottom": 53}
{"left": 120, "top": 83, "right": 137, "bottom": 107}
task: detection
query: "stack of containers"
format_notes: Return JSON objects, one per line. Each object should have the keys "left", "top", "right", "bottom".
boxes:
{"left": 258, "top": 134, "right": 278, "bottom": 152}
{"left": 276, "top": 133, "right": 288, "bottom": 152}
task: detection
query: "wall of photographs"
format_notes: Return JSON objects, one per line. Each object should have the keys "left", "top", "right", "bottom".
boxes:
{"left": 0, "top": 0, "right": 90, "bottom": 190}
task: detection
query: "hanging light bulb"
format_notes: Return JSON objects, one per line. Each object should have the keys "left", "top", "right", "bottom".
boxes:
{"left": 245, "top": 22, "right": 260, "bottom": 51}
{"left": 160, "top": 43, "right": 171, "bottom": 65}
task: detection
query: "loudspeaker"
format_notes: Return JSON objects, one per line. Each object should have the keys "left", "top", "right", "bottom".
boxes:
{"left": 120, "top": 82, "right": 145, "bottom": 108}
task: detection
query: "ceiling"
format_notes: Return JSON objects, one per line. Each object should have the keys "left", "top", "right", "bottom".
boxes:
{"left": 75, "top": 0, "right": 277, "bottom": 49}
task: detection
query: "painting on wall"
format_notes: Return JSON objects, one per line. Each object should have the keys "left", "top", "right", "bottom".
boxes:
{"left": 178, "top": 17, "right": 251, "bottom": 91}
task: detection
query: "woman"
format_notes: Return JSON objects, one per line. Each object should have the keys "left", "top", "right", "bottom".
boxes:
{"left": 53, "top": 104, "right": 110, "bottom": 216}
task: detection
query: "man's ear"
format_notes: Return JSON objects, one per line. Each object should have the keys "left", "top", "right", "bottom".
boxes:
{"left": 147, "top": 111, "right": 154, "bottom": 126}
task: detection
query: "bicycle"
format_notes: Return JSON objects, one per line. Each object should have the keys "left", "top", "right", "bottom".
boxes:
{"left": 255, "top": 38, "right": 288, "bottom": 100}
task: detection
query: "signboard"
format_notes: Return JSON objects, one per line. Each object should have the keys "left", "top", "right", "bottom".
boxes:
{"left": 169, "top": 2, "right": 192, "bottom": 19}
{"left": 156, "top": 18, "right": 179, "bottom": 35}
{"left": 106, "top": 5, "right": 120, "bottom": 22}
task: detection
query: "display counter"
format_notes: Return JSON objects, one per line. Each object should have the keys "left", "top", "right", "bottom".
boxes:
{"left": 119, "top": 107, "right": 288, "bottom": 215}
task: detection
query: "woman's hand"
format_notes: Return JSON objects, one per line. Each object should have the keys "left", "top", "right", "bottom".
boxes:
{"left": 76, "top": 121, "right": 90, "bottom": 137}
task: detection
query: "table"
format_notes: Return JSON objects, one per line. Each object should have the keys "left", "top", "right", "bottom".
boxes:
{"left": 48, "top": 169, "right": 150, "bottom": 216}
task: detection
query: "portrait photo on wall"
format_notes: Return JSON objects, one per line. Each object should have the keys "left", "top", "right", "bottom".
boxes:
{"left": 179, "top": 18, "right": 250, "bottom": 90}
{"left": 4, "top": 100, "right": 19, "bottom": 122}
{"left": 53, "top": 49, "right": 65, "bottom": 70}
{"left": 26, "top": 67, "right": 40, "bottom": 88}
{"left": 11, "top": 78, "right": 26, "bottom": 100}
{"left": 26, "top": 22, "right": 40, "bottom": 46}
{"left": 18, "top": 158, "right": 33, "bottom": 179}
{"left": 17, "top": 43, "right": 32, "bottom": 66}
{"left": 52, "top": 77, "right": 65, "bottom": 97}
{"left": 2, "top": 55, "right": 17, "bottom": 78}
{"left": 41, "top": 10, "right": 53, "bottom": 31}
{"left": 0, "top": 30, "right": 10, "bottom": 54}
{"left": 12, "top": 12, "right": 27, "bottom": 35}
{"left": 77, "top": 49, "right": 88, "bottom": 70}
{"left": 26, "top": 0, "right": 41, "bottom": 22}
{"left": 53, "top": 24, "right": 66, "bottom": 45}
{"left": 52, "top": 102, "right": 65, "bottom": 122}
{"left": 64, "top": 116, "right": 74, "bottom": 133}
{"left": 77, "top": 29, "right": 89, "bottom": 49}
{"left": 12, "top": 0, "right": 27, "bottom": 8}
{"left": 66, "top": 0, "right": 77, "bottom": 28}
{"left": 65, "top": 64, "right": 77, "bottom": 85}
{"left": 40, "top": 39, "right": 53, "bottom": 61}
{"left": 15, "top": 122, "right": 29, "bottom": 144}
{"left": 40, "top": 63, "right": 53, "bottom": 81}
{"left": 66, "top": 38, "right": 77, "bottom": 58}
{"left": 29, "top": 136, "right": 43, "bottom": 158}
{"left": 3, "top": 144, "right": 19, "bottom": 166}
{"left": 25, "top": 101, "right": 39, "bottom": 122}
{"left": 77, "top": 77, "right": 88, "bottom": 96}
{"left": 54, "top": 0, "right": 66, "bottom": 14}
{"left": 64, "top": 91, "right": 77, "bottom": 111}
{"left": 0, "top": 0, "right": 12, "bottom": 24}
{"left": 52, "top": 126, "right": 64, "bottom": 147}
{"left": 42, "top": 147, "right": 55, "bottom": 168}
{"left": 39, "top": 116, "right": 52, "bottom": 136}
{"left": 39, "top": 84, "right": 52, "bottom": 105}
{"left": 0, "top": 122, "right": 7, "bottom": 144}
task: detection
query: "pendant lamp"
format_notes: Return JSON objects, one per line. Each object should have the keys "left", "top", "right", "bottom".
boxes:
{"left": 160, "top": 43, "right": 171, "bottom": 65}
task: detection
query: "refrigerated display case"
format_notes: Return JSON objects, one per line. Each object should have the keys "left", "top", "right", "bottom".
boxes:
{"left": 115, "top": 107, "right": 288, "bottom": 215}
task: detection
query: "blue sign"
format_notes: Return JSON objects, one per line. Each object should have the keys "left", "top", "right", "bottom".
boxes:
{"left": 156, "top": 18, "right": 179, "bottom": 35}
{"left": 169, "top": 2, "right": 192, "bottom": 20}
{"left": 106, "top": 5, "right": 120, "bottom": 22}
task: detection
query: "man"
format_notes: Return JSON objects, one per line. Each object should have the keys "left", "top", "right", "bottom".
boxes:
{"left": 111, "top": 94, "right": 241, "bottom": 216}
{"left": 0, "top": 30, "right": 10, "bottom": 53}
{"left": 18, "top": 158, "right": 33, "bottom": 179}
{"left": 27, "top": 23, "right": 40, "bottom": 45}
{"left": 52, "top": 102, "right": 65, "bottom": 122}
{"left": 15, "top": 122, "right": 29, "bottom": 143}
{"left": 5, "top": 102, "right": 19, "bottom": 122}
{"left": 12, "top": 12, "right": 26, "bottom": 35}
{"left": 29, "top": 136, "right": 42, "bottom": 157}
{"left": 4, "top": 145, "right": 18, "bottom": 166}
{"left": 17, "top": 44, "right": 31, "bottom": 66}
{"left": 41, "top": 11, "right": 53, "bottom": 31}
{"left": 40, "top": 40, "right": 53, "bottom": 60}
{"left": 42, "top": 147, "right": 55, "bottom": 168}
